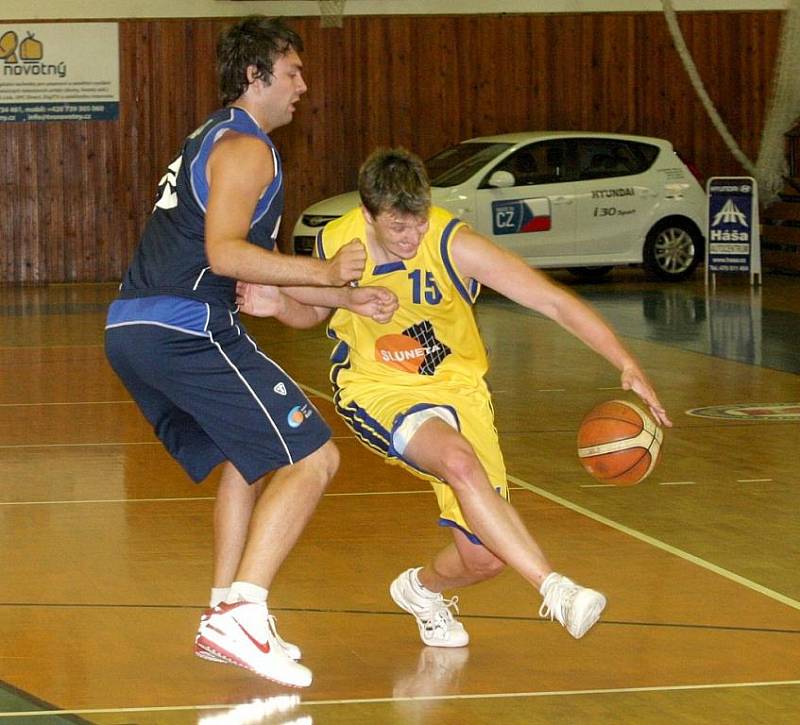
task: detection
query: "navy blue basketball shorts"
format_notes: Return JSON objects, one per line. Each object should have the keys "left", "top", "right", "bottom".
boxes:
{"left": 104, "top": 295, "right": 331, "bottom": 484}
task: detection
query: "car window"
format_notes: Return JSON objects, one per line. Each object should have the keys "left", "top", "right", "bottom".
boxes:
{"left": 425, "top": 142, "right": 512, "bottom": 187}
{"left": 480, "top": 141, "right": 572, "bottom": 187}
{"left": 577, "top": 139, "right": 659, "bottom": 180}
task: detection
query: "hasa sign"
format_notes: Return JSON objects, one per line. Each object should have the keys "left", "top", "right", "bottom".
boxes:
{"left": 705, "top": 177, "right": 761, "bottom": 286}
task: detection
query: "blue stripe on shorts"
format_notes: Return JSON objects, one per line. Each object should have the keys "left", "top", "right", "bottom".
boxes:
{"left": 106, "top": 296, "right": 210, "bottom": 335}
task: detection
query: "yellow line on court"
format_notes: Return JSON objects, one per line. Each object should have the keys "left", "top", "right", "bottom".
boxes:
{"left": 508, "top": 472, "right": 800, "bottom": 612}
{"left": 2, "top": 679, "right": 799, "bottom": 718}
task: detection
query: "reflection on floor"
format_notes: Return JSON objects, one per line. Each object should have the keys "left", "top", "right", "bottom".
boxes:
{"left": 486, "top": 270, "right": 800, "bottom": 373}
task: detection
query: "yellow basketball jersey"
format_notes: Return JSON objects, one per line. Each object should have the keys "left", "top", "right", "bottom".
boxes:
{"left": 317, "top": 206, "right": 488, "bottom": 390}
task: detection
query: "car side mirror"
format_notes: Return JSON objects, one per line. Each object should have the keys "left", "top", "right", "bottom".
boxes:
{"left": 487, "top": 170, "right": 516, "bottom": 188}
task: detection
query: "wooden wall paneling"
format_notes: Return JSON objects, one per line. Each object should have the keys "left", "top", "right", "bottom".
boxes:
{"left": 19, "top": 128, "right": 39, "bottom": 282}
{"left": 476, "top": 16, "right": 504, "bottom": 134}
{"left": 632, "top": 13, "right": 654, "bottom": 143}
{"left": 0, "top": 11, "right": 786, "bottom": 283}
{"left": 746, "top": 12, "right": 779, "bottom": 164}
{"left": 343, "top": 17, "right": 370, "bottom": 173}
{"left": 5, "top": 126, "right": 21, "bottom": 282}
{"left": 736, "top": 14, "right": 758, "bottom": 161}
{"left": 6, "top": 126, "right": 22, "bottom": 282}
{"left": 96, "top": 126, "right": 118, "bottom": 281}
{"left": 40, "top": 124, "right": 65, "bottom": 281}
{"left": 512, "top": 16, "right": 537, "bottom": 133}
{"left": 492, "top": 14, "right": 528, "bottom": 136}
{"left": 578, "top": 14, "right": 597, "bottom": 131}
{"left": 76, "top": 124, "right": 93, "bottom": 281}
{"left": 27, "top": 127, "right": 42, "bottom": 282}
{"left": 638, "top": 13, "right": 703, "bottom": 170}
{"left": 701, "top": 12, "right": 738, "bottom": 169}
{"left": 387, "top": 15, "right": 412, "bottom": 147}
{"left": 82, "top": 124, "right": 101, "bottom": 281}
{"left": 68, "top": 126, "right": 91, "bottom": 282}
{"left": 0, "top": 128, "right": 13, "bottom": 281}
{"left": 547, "top": 14, "right": 582, "bottom": 132}
{"left": 280, "top": 19, "right": 343, "bottom": 222}
{"left": 452, "top": 16, "right": 477, "bottom": 141}
{"left": 532, "top": 15, "right": 556, "bottom": 131}
{"left": 121, "top": 21, "right": 155, "bottom": 274}
{"left": 275, "top": 16, "right": 359, "bottom": 245}
{"left": 429, "top": 15, "right": 463, "bottom": 155}
{"left": 603, "top": 14, "right": 637, "bottom": 134}
{"left": 51, "top": 124, "right": 70, "bottom": 282}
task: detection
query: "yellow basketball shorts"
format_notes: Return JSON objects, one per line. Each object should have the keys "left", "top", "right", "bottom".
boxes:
{"left": 333, "top": 378, "right": 509, "bottom": 543}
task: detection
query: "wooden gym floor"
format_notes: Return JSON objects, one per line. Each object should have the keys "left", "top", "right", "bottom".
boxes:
{"left": 1, "top": 269, "right": 799, "bottom": 724}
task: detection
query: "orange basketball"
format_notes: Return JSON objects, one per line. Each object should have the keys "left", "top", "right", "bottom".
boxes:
{"left": 577, "top": 400, "right": 663, "bottom": 485}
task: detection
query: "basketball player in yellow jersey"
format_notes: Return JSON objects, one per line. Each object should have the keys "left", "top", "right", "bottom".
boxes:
{"left": 236, "top": 148, "right": 672, "bottom": 647}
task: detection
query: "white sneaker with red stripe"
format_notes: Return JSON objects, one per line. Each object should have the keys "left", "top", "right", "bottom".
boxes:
{"left": 193, "top": 601, "right": 311, "bottom": 687}
{"left": 194, "top": 607, "right": 302, "bottom": 662}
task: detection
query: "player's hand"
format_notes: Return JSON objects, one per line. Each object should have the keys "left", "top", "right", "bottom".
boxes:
{"left": 326, "top": 239, "right": 366, "bottom": 286}
{"left": 235, "top": 281, "right": 284, "bottom": 317}
{"left": 620, "top": 364, "right": 672, "bottom": 427}
{"left": 346, "top": 286, "right": 398, "bottom": 324}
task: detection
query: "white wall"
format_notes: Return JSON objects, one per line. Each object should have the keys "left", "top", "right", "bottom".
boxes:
{"left": 0, "top": 0, "right": 788, "bottom": 21}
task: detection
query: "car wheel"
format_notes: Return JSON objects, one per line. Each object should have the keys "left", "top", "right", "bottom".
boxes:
{"left": 567, "top": 266, "right": 613, "bottom": 281}
{"left": 643, "top": 219, "right": 702, "bottom": 281}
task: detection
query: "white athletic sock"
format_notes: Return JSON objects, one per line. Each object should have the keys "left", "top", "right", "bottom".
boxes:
{"left": 227, "top": 581, "right": 269, "bottom": 605}
{"left": 410, "top": 568, "right": 439, "bottom": 598}
{"left": 539, "top": 571, "right": 560, "bottom": 596}
{"left": 209, "top": 587, "right": 229, "bottom": 608}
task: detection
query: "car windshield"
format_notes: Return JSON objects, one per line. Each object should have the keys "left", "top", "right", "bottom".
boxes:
{"left": 425, "top": 142, "right": 512, "bottom": 187}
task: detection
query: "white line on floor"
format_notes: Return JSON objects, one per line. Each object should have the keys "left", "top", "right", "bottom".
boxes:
{"left": 2, "top": 679, "right": 799, "bottom": 718}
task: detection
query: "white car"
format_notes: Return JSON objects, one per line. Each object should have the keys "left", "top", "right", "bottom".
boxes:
{"left": 292, "top": 132, "right": 707, "bottom": 281}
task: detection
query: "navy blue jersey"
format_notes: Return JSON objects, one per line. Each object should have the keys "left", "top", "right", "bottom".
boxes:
{"left": 119, "top": 107, "right": 284, "bottom": 308}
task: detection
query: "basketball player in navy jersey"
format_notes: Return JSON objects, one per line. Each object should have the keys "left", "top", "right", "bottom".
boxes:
{"left": 104, "top": 16, "right": 395, "bottom": 688}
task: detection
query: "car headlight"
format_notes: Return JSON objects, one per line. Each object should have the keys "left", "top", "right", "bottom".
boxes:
{"left": 301, "top": 214, "right": 339, "bottom": 227}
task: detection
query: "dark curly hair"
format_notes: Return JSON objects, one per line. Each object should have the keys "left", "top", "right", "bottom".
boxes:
{"left": 216, "top": 16, "right": 304, "bottom": 106}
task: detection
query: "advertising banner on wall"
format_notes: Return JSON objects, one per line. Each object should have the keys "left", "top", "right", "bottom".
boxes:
{"left": 0, "top": 22, "right": 119, "bottom": 122}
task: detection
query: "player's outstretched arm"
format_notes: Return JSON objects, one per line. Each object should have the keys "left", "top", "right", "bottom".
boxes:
{"left": 204, "top": 134, "right": 365, "bottom": 287}
{"left": 236, "top": 282, "right": 398, "bottom": 328}
{"left": 451, "top": 227, "right": 672, "bottom": 427}
{"left": 235, "top": 282, "right": 323, "bottom": 328}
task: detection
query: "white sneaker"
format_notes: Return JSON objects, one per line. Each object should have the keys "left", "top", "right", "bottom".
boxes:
{"left": 390, "top": 568, "right": 469, "bottom": 647}
{"left": 195, "top": 608, "right": 302, "bottom": 662}
{"left": 539, "top": 572, "right": 606, "bottom": 639}
{"left": 194, "top": 601, "right": 312, "bottom": 687}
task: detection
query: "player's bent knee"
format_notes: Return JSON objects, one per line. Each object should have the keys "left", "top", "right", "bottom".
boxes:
{"left": 461, "top": 545, "right": 506, "bottom": 581}
{"left": 473, "top": 555, "right": 506, "bottom": 580}
{"left": 438, "top": 445, "right": 484, "bottom": 492}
